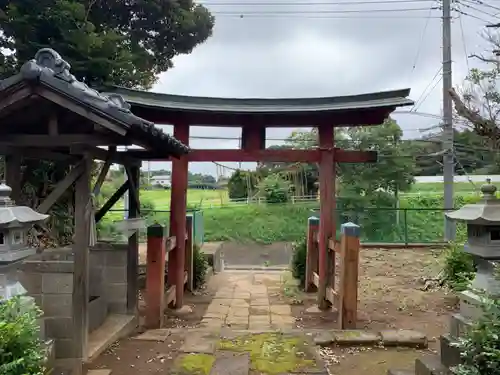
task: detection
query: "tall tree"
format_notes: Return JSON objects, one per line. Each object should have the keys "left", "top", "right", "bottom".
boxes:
{"left": 448, "top": 28, "right": 500, "bottom": 150}
{"left": 0, "top": 0, "right": 214, "bottom": 88}
{"left": 0, "top": 0, "right": 214, "bottom": 245}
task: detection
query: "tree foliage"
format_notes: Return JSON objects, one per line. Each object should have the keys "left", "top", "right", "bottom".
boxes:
{"left": 449, "top": 29, "right": 500, "bottom": 148}
{"left": 0, "top": 0, "right": 214, "bottom": 89}
{"left": 0, "top": 0, "right": 214, "bottom": 245}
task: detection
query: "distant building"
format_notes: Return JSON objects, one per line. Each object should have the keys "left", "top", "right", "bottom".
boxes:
{"left": 151, "top": 175, "right": 171, "bottom": 187}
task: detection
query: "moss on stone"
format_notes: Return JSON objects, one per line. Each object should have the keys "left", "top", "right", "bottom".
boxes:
{"left": 175, "top": 353, "right": 215, "bottom": 375}
{"left": 219, "top": 332, "right": 318, "bottom": 375}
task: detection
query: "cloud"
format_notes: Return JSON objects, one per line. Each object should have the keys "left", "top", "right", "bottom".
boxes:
{"left": 144, "top": 0, "right": 490, "bottom": 175}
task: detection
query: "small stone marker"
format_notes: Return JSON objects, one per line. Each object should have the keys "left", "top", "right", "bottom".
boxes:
{"left": 134, "top": 329, "right": 171, "bottom": 342}
{"left": 333, "top": 330, "right": 380, "bottom": 345}
{"left": 210, "top": 351, "right": 250, "bottom": 375}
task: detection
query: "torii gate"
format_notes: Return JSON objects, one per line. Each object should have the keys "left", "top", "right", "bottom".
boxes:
{"left": 104, "top": 86, "right": 413, "bottom": 311}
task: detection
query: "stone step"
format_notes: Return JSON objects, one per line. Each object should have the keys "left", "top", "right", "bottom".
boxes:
{"left": 210, "top": 351, "right": 250, "bottom": 375}
{"left": 415, "top": 356, "right": 449, "bottom": 375}
{"left": 449, "top": 313, "right": 472, "bottom": 339}
{"left": 440, "top": 335, "right": 462, "bottom": 369}
{"left": 86, "top": 370, "right": 112, "bottom": 375}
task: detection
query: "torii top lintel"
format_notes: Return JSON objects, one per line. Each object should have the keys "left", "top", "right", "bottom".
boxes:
{"left": 103, "top": 86, "right": 414, "bottom": 127}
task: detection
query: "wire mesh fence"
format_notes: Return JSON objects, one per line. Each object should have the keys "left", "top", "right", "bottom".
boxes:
{"left": 97, "top": 204, "right": 454, "bottom": 245}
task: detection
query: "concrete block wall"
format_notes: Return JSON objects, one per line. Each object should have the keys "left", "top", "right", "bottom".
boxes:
{"left": 90, "top": 242, "right": 128, "bottom": 314}
{"left": 18, "top": 255, "right": 76, "bottom": 360}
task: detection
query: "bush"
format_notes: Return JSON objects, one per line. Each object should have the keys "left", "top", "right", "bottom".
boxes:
{"left": 0, "top": 297, "right": 46, "bottom": 375}
{"left": 441, "top": 241, "right": 476, "bottom": 292}
{"left": 193, "top": 244, "right": 208, "bottom": 289}
{"left": 258, "top": 175, "right": 291, "bottom": 204}
{"left": 453, "top": 287, "right": 500, "bottom": 375}
{"left": 291, "top": 236, "right": 307, "bottom": 287}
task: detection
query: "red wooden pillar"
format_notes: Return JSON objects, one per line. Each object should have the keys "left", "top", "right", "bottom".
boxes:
{"left": 317, "top": 125, "right": 335, "bottom": 309}
{"left": 170, "top": 123, "right": 190, "bottom": 308}
{"left": 145, "top": 224, "right": 166, "bottom": 328}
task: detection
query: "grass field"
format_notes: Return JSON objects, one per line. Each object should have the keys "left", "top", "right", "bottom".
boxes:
{"left": 100, "top": 181, "right": 473, "bottom": 243}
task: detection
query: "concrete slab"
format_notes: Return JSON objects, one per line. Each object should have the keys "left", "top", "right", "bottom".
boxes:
{"left": 379, "top": 329, "right": 428, "bottom": 348}
{"left": 86, "top": 314, "right": 136, "bottom": 363}
{"left": 210, "top": 351, "right": 250, "bottom": 375}
{"left": 86, "top": 370, "right": 111, "bottom": 375}
{"left": 133, "top": 329, "right": 171, "bottom": 342}
{"left": 180, "top": 333, "right": 218, "bottom": 354}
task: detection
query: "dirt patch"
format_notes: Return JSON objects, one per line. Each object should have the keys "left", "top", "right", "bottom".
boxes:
{"left": 270, "top": 247, "right": 456, "bottom": 375}
{"left": 84, "top": 332, "right": 184, "bottom": 375}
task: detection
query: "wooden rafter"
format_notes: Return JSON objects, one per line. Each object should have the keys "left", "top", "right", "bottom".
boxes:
{"left": 37, "top": 160, "right": 85, "bottom": 214}
{"left": 95, "top": 180, "right": 130, "bottom": 223}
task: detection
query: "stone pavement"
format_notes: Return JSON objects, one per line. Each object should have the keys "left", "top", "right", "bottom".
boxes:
{"left": 199, "top": 271, "right": 295, "bottom": 331}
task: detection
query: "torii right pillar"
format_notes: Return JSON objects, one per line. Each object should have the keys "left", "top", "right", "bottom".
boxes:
{"left": 317, "top": 125, "right": 335, "bottom": 310}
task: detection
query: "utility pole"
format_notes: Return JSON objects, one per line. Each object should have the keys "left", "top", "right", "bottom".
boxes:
{"left": 442, "top": 0, "right": 455, "bottom": 240}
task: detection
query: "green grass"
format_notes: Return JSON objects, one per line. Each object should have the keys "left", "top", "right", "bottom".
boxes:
{"left": 99, "top": 182, "right": 480, "bottom": 244}
{"left": 408, "top": 182, "right": 480, "bottom": 194}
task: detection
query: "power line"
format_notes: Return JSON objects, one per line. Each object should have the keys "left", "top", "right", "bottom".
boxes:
{"left": 457, "top": 0, "right": 500, "bottom": 19}
{"left": 410, "top": 66, "right": 443, "bottom": 111}
{"left": 410, "top": 1, "right": 438, "bottom": 77}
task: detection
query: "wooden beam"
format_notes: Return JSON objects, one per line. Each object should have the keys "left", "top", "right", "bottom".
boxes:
{"left": 72, "top": 156, "right": 92, "bottom": 368}
{"left": 92, "top": 147, "right": 115, "bottom": 196}
{"left": 241, "top": 125, "right": 265, "bottom": 151}
{"left": 127, "top": 164, "right": 140, "bottom": 314}
{"left": 95, "top": 181, "right": 129, "bottom": 223}
{"left": 125, "top": 165, "right": 141, "bottom": 216}
{"left": 37, "top": 161, "right": 85, "bottom": 214}
{"left": 48, "top": 113, "right": 58, "bottom": 136}
{"left": 123, "top": 148, "right": 377, "bottom": 163}
{"left": 0, "top": 146, "right": 77, "bottom": 162}
{"left": 5, "top": 152, "right": 22, "bottom": 203}
{"left": 0, "top": 135, "right": 124, "bottom": 147}
{"left": 0, "top": 86, "right": 32, "bottom": 113}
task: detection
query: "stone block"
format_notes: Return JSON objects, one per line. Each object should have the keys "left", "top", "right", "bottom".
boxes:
{"left": 89, "top": 251, "right": 105, "bottom": 270}
{"left": 42, "top": 273, "right": 73, "bottom": 294}
{"left": 54, "top": 338, "right": 76, "bottom": 359}
{"left": 414, "top": 356, "right": 447, "bottom": 375}
{"left": 105, "top": 251, "right": 127, "bottom": 267}
{"left": 335, "top": 330, "right": 380, "bottom": 346}
{"left": 379, "top": 330, "right": 427, "bottom": 348}
{"left": 105, "top": 266, "right": 127, "bottom": 284}
{"left": 45, "top": 317, "right": 73, "bottom": 339}
{"left": 440, "top": 335, "right": 461, "bottom": 369}
{"left": 387, "top": 370, "right": 414, "bottom": 375}
{"left": 134, "top": 329, "right": 171, "bottom": 342}
{"left": 42, "top": 294, "right": 72, "bottom": 317}
{"left": 449, "top": 313, "right": 472, "bottom": 339}
{"left": 89, "top": 296, "right": 108, "bottom": 332}
{"left": 89, "top": 268, "right": 103, "bottom": 297}
{"left": 18, "top": 272, "right": 42, "bottom": 294}
{"left": 107, "top": 301, "right": 127, "bottom": 314}
{"left": 210, "top": 351, "right": 250, "bottom": 375}
{"left": 180, "top": 332, "right": 218, "bottom": 354}
{"left": 270, "top": 305, "right": 292, "bottom": 316}
{"left": 105, "top": 283, "right": 127, "bottom": 302}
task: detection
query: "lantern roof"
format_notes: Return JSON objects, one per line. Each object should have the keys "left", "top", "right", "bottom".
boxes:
{"left": 446, "top": 179, "right": 500, "bottom": 224}
{"left": 0, "top": 182, "right": 49, "bottom": 226}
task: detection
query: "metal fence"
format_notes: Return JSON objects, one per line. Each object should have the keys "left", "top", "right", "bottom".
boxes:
{"left": 99, "top": 205, "right": 456, "bottom": 246}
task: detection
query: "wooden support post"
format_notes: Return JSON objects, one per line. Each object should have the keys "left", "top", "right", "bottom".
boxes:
{"left": 95, "top": 181, "right": 129, "bottom": 223}
{"left": 145, "top": 224, "right": 166, "bottom": 328}
{"left": 72, "top": 156, "right": 92, "bottom": 373}
{"left": 127, "top": 164, "right": 140, "bottom": 314}
{"left": 317, "top": 126, "right": 335, "bottom": 309}
{"left": 170, "top": 123, "right": 189, "bottom": 308}
{"left": 185, "top": 215, "right": 194, "bottom": 291}
{"left": 338, "top": 222, "right": 361, "bottom": 329}
{"left": 4, "top": 152, "right": 22, "bottom": 203}
{"left": 305, "top": 216, "right": 319, "bottom": 292}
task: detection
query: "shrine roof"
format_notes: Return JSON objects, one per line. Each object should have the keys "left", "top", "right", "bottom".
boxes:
{"left": 0, "top": 49, "right": 189, "bottom": 157}
{"left": 103, "top": 86, "right": 413, "bottom": 126}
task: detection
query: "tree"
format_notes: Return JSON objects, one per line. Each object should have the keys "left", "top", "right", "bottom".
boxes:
{"left": 0, "top": 0, "right": 214, "bottom": 245}
{"left": 0, "top": 0, "right": 214, "bottom": 89}
{"left": 448, "top": 29, "right": 500, "bottom": 149}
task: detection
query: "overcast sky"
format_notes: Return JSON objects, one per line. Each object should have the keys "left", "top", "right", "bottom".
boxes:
{"left": 140, "top": 0, "right": 493, "bottom": 176}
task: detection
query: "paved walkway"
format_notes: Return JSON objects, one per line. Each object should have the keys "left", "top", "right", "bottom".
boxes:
{"left": 200, "top": 271, "right": 295, "bottom": 331}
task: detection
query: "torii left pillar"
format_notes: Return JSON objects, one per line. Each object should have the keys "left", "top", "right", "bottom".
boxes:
{"left": 317, "top": 125, "right": 335, "bottom": 310}
{"left": 168, "top": 123, "right": 190, "bottom": 309}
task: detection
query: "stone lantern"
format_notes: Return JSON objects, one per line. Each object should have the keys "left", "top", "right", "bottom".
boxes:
{"left": 445, "top": 178, "right": 500, "bottom": 323}
{"left": 0, "top": 182, "right": 49, "bottom": 300}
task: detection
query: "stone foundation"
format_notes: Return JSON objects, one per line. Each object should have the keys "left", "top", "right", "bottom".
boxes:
{"left": 18, "top": 242, "right": 129, "bottom": 360}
